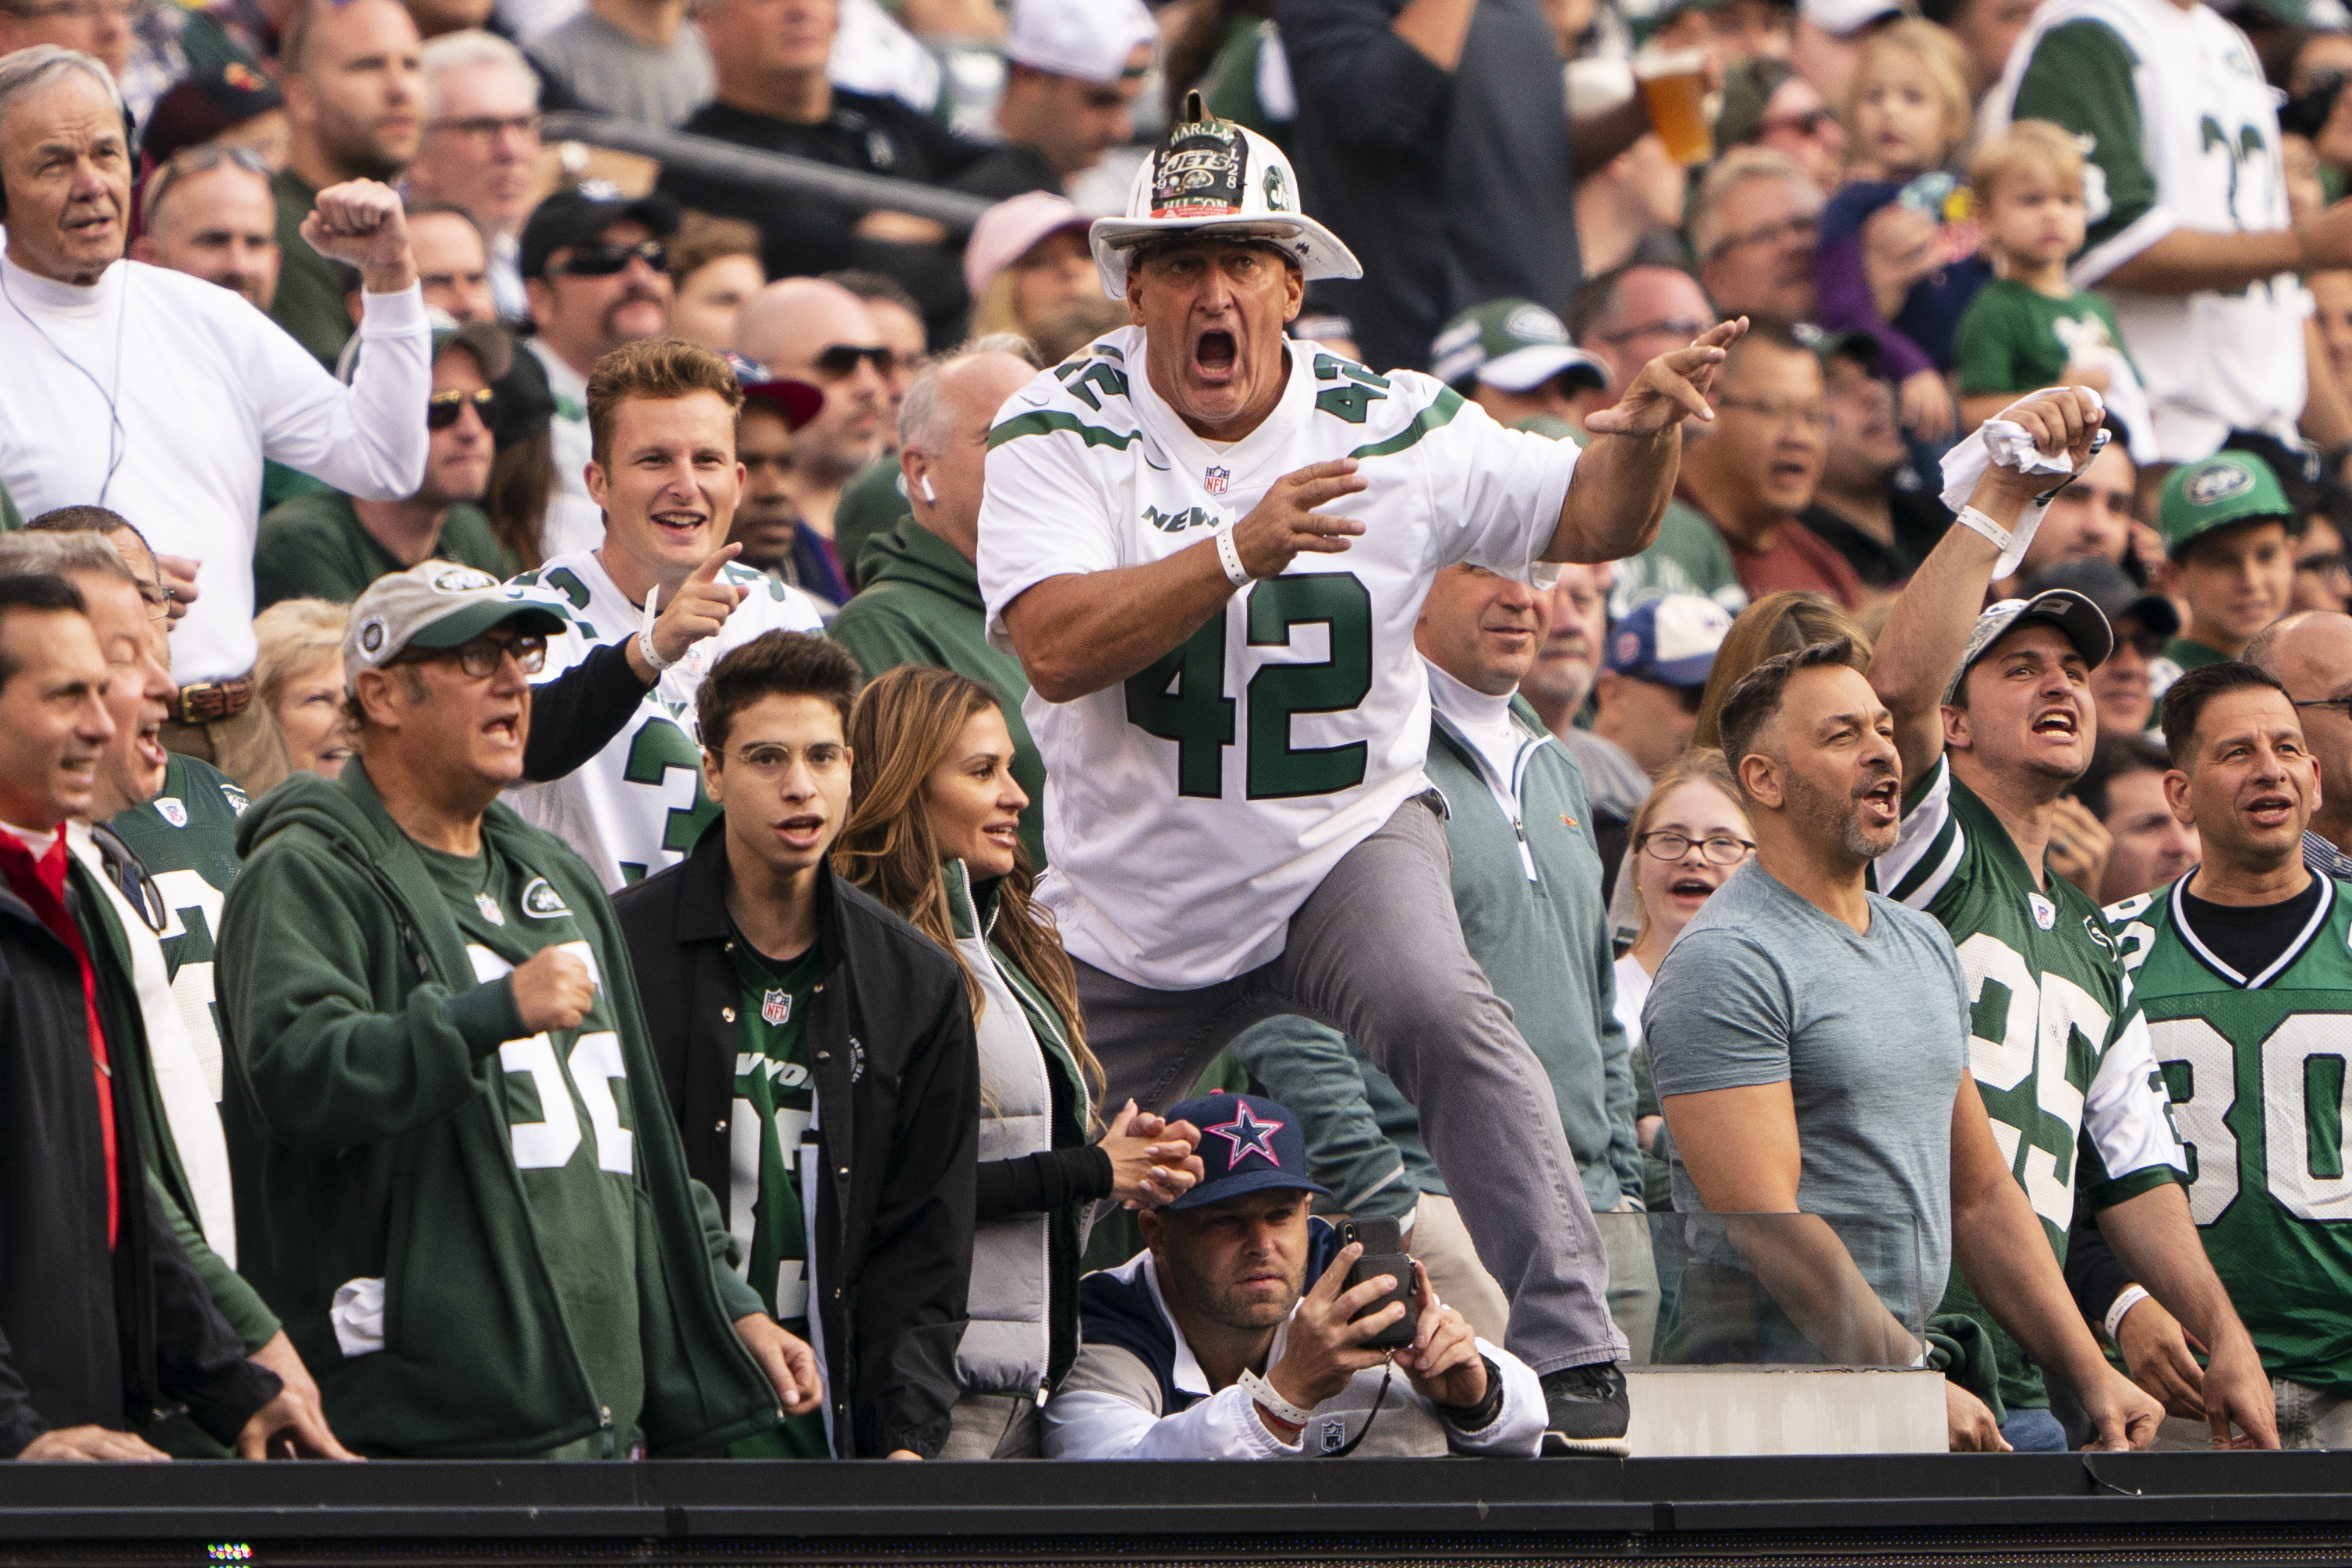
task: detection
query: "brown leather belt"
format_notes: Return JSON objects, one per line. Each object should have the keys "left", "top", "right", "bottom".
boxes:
{"left": 174, "top": 673, "right": 255, "bottom": 726}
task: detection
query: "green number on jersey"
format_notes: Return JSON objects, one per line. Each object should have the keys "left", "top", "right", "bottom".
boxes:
{"left": 1064, "top": 362, "right": 1130, "bottom": 412}
{"left": 621, "top": 717, "right": 717, "bottom": 873}
{"left": 544, "top": 567, "right": 593, "bottom": 611}
{"left": 1315, "top": 383, "right": 1387, "bottom": 423}
{"left": 1124, "top": 574, "right": 1373, "bottom": 800}
{"left": 1125, "top": 618, "right": 1235, "bottom": 798}
{"left": 1245, "top": 574, "right": 1373, "bottom": 798}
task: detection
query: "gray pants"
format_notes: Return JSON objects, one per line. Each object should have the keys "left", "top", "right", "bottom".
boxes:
{"left": 1075, "top": 795, "right": 1626, "bottom": 1374}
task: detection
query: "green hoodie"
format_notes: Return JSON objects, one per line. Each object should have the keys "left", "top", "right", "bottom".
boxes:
{"left": 832, "top": 515, "right": 1047, "bottom": 869}
{"left": 217, "top": 762, "right": 778, "bottom": 1457}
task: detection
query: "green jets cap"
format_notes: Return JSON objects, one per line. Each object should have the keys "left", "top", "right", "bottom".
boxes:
{"left": 2158, "top": 451, "right": 2295, "bottom": 557}
{"left": 1430, "top": 299, "right": 1610, "bottom": 395}
{"left": 344, "top": 560, "right": 569, "bottom": 679}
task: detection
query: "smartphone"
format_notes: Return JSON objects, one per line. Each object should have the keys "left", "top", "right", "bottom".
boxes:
{"left": 1339, "top": 1217, "right": 1417, "bottom": 1350}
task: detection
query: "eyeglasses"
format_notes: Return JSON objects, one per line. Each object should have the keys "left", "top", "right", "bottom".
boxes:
{"left": 1705, "top": 212, "right": 1818, "bottom": 264}
{"left": 725, "top": 742, "right": 845, "bottom": 780}
{"left": 814, "top": 344, "right": 896, "bottom": 377}
{"left": 427, "top": 111, "right": 540, "bottom": 142}
{"left": 407, "top": 632, "right": 547, "bottom": 678}
{"left": 1638, "top": 831, "right": 1755, "bottom": 865}
{"left": 1716, "top": 394, "right": 1832, "bottom": 430}
{"left": 1596, "top": 316, "right": 1711, "bottom": 348}
{"left": 554, "top": 239, "right": 667, "bottom": 277}
{"left": 1759, "top": 108, "right": 1837, "bottom": 139}
{"left": 140, "top": 142, "right": 272, "bottom": 230}
{"left": 427, "top": 387, "right": 497, "bottom": 430}
{"left": 2294, "top": 696, "right": 2352, "bottom": 720}
{"left": 2297, "top": 550, "right": 2351, "bottom": 579}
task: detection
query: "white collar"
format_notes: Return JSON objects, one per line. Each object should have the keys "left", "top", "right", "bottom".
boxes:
{"left": 0, "top": 819, "right": 59, "bottom": 856}
{"left": 529, "top": 334, "right": 590, "bottom": 401}
{"left": 1424, "top": 658, "right": 1518, "bottom": 733}
{"left": 0, "top": 249, "right": 122, "bottom": 316}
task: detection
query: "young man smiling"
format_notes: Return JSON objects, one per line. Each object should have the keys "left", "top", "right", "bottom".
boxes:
{"left": 1867, "top": 388, "right": 2274, "bottom": 1450}
{"left": 508, "top": 337, "right": 824, "bottom": 891}
{"left": 979, "top": 104, "right": 1743, "bottom": 1452}
{"left": 614, "top": 632, "right": 978, "bottom": 1458}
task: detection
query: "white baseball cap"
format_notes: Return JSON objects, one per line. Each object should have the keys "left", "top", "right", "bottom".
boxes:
{"left": 1006, "top": 0, "right": 1157, "bottom": 87}
{"left": 1091, "top": 96, "right": 1362, "bottom": 301}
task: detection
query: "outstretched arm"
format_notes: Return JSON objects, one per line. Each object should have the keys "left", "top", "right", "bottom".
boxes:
{"left": 2096, "top": 1184, "right": 2279, "bottom": 1448}
{"left": 1865, "top": 386, "right": 2102, "bottom": 791}
{"left": 1545, "top": 319, "right": 1745, "bottom": 564}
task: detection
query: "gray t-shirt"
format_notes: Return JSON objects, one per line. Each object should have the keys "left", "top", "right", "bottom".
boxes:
{"left": 1643, "top": 860, "right": 1970, "bottom": 1319}
{"left": 528, "top": 12, "right": 714, "bottom": 128}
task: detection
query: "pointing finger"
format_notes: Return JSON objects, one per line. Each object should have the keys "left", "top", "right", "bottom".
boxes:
{"left": 690, "top": 541, "right": 743, "bottom": 582}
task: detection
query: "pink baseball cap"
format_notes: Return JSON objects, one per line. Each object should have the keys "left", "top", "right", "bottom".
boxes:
{"left": 964, "top": 190, "right": 1094, "bottom": 300}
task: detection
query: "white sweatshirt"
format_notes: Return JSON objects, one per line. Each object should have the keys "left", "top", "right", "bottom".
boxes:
{"left": 0, "top": 255, "right": 430, "bottom": 682}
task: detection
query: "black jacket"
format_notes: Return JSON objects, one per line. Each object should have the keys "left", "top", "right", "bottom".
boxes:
{"left": 0, "top": 862, "right": 278, "bottom": 1456}
{"left": 613, "top": 823, "right": 978, "bottom": 1457}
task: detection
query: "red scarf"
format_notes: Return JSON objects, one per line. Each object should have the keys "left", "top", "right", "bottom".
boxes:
{"left": 0, "top": 828, "right": 117, "bottom": 1248}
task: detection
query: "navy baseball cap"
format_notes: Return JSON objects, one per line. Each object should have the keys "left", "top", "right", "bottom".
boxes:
{"left": 1606, "top": 593, "right": 1732, "bottom": 687}
{"left": 1164, "top": 1092, "right": 1329, "bottom": 1212}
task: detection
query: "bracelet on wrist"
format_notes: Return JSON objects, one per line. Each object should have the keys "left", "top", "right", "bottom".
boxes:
{"left": 1433, "top": 1356, "right": 1506, "bottom": 1431}
{"left": 2103, "top": 1283, "right": 2152, "bottom": 1344}
{"left": 1239, "top": 1367, "right": 1313, "bottom": 1433}
{"left": 1214, "top": 522, "right": 1254, "bottom": 589}
{"left": 636, "top": 625, "right": 677, "bottom": 676}
{"left": 1954, "top": 504, "right": 2014, "bottom": 555}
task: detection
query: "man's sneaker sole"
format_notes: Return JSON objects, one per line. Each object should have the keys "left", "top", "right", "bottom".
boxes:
{"left": 1542, "top": 1432, "right": 1631, "bottom": 1457}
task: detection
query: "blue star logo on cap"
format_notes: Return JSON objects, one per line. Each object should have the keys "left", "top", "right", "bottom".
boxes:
{"left": 1207, "top": 1101, "right": 1284, "bottom": 1168}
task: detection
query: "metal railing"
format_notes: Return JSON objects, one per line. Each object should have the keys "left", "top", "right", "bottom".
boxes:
{"left": 539, "top": 111, "right": 997, "bottom": 233}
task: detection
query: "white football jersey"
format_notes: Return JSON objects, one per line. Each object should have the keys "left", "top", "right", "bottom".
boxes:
{"left": 1985, "top": 0, "right": 2303, "bottom": 456}
{"left": 978, "top": 327, "right": 1579, "bottom": 989}
{"left": 506, "top": 550, "right": 824, "bottom": 890}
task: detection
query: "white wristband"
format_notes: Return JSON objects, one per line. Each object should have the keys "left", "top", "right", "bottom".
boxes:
{"left": 1954, "top": 504, "right": 2013, "bottom": 554}
{"left": 1214, "top": 522, "right": 1253, "bottom": 589}
{"left": 1238, "top": 1367, "right": 1312, "bottom": 1428}
{"left": 2104, "top": 1283, "right": 2152, "bottom": 1343}
{"left": 636, "top": 626, "right": 678, "bottom": 675}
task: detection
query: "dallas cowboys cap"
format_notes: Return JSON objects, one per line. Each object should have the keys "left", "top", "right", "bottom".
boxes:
{"left": 1606, "top": 593, "right": 1732, "bottom": 688}
{"left": 1164, "top": 1091, "right": 1330, "bottom": 1212}
{"left": 1943, "top": 588, "right": 2114, "bottom": 703}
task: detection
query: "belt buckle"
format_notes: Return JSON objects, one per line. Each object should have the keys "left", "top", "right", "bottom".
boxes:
{"left": 175, "top": 681, "right": 219, "bottom": 725}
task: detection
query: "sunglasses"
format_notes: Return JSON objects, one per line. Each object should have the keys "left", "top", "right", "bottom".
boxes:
{"left": 555, "top": 239, "right": 667, "bottom": 277}
{"left": 427, "top": 387, "right": 497, "bottom": 430}
{"left": 814, "top": 344, "right": 897, "bottom": 377}
{"left": 1760, "top": 108, "right": 1837, "bottom": 138}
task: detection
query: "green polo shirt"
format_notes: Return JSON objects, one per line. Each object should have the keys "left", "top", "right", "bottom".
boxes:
{"left": 269, "top": 167, "right": 355, "bottom": 369}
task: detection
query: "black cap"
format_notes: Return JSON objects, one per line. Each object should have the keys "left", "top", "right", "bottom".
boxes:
{"left": 518, "top": 183, "right": 679, "bottom": 281}
{"left": 2023, "top": 557, "right": 2181, "bottom": 640}
{"left": 140, "top": 62, "right": 283, "bottom": 168}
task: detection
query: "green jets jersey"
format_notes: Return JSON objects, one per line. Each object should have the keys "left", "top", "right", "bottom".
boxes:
{"left": 721, "top": 927, "right": 829, "bottom": 1460}
{"left": 2106, "top": 876, "right": 2352, "bottom": 1396}
{"left": 421, "top": 839, "right": 646, "bottom": 1453}
{"left": 1879, "top": 759, "right": 2187, "bottom": 1410}
{"left": 112, "top": 752, "right": 248, "bottom": 1100}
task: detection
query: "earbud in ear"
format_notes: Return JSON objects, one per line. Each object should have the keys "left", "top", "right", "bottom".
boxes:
{"left": 920, "top": 475, "right": 937, "bottom": 503}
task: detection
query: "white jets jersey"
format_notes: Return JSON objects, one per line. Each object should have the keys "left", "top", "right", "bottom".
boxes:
{"left": 977, "top": 327, "right": 1579, "bottom": 989}
{"left": 1985, "top": 0, "right": 2304, "bottom": 456}
{"left": 506, "top": 550, "right": 824, "bottom": 890}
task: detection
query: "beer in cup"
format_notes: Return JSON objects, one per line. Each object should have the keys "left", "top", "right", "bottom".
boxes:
{"left": 1635, "top": 49, "right": 1712, "bottom": 166}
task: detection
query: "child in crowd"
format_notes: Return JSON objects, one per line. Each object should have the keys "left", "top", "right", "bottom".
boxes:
{"left": 1954, "top": 122, "right": 2155, "bottom": 455}
{"left": 1814, "top": 19, "right": 1987, "bottom": 441}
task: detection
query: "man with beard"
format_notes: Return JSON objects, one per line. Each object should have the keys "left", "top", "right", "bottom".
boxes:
{"left": 519, "top": 188, "right": 678, "bottom": 561}
{"left": 132, "top": 146, "right": 280, "bottom": 313}
{"left": 1867, "top": 400, "right": 2274, "bottom": 1446}
{"left": 732, "top": 278, "right": 888, "bottom": 589}
{"left": 1522, "top": 562, "right": 1609, "bottom": 741}
{"left": 271, "top": 0, "right": 423, "bottom": 366}
{"left": 1647, "top": 634, "right": 2166, "bottom": 1453}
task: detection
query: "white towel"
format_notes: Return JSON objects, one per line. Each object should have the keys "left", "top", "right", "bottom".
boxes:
{"left": 1939, "top": 386, "right": 2109, "bottom": 580}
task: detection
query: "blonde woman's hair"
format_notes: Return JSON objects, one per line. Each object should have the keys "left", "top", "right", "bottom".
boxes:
{"left": 1847, "top": 19, "right": 1976, "bottom": 163}
{"left": 254, "top": 598, "right": 348, "bottom": 713}
{"left": 835, "top": 667, "right": 1102, "bottom": 1110}
{"left": 1692, "top": 590, "right": 1874, "bottom": 751}
{"left": 1625, "top": 749, "right": 1748, "bottom": 948}
{"left": 1968, "top": 119, "right": 2087, "bottom": 207}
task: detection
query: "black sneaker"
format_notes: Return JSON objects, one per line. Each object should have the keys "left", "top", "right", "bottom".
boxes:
{"left": 1539, "top": 1361, "right": 1631, "bottom": 1456}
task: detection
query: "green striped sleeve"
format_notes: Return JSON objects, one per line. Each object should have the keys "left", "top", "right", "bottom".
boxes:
{"left": 987, "top": 410, "right": 1140, "bottom": 451}
{"left": 1348, "top": 387, "right": 1465, "bottom": 460}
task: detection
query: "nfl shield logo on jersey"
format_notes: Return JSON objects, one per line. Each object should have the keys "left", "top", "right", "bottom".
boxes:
{"left": 2028, "top": 892, "right": 2056, "bottom": 931}
{"left": 762, "top": 987, "right": 791, "bottom": 1026}
{"left": 1204, "top": 466, "right": 1230, "bottom": 495}
{"left": 154, "top": 798, "right": 188, "bottom": 829}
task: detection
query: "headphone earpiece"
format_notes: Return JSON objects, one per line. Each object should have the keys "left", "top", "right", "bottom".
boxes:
{"left": 920, "top": 475, "right": 937, "bottom": 503}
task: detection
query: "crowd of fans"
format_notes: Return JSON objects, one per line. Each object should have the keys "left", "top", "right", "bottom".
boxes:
{"left": 3, "top": 0, "right": 2352, "bottom": 1470}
